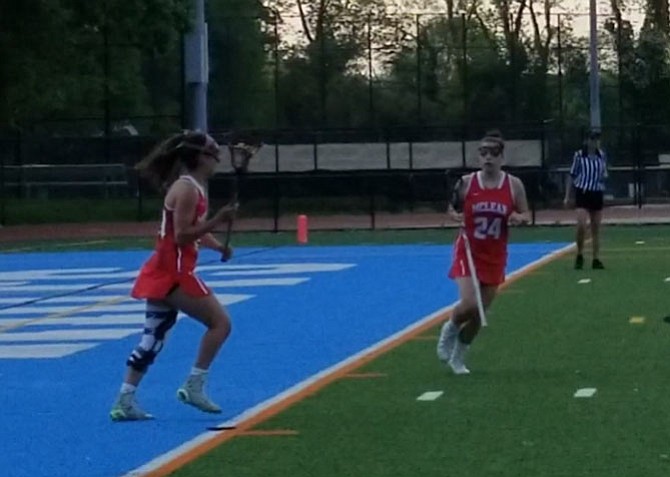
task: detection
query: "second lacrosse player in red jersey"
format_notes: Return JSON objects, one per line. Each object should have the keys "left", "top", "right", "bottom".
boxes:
{"left": 110, "top": 130, "right": 240, "bottom": 421}
{"left": 437, "top": 129, "right": 530, "bottom": 375}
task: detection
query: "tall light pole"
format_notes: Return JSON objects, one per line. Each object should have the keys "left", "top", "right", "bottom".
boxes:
{"left": 589, "top": 0, "right": 601, "bottom": 132}
{"left": 184, "top": 0, "right": 209, "bottom": 132}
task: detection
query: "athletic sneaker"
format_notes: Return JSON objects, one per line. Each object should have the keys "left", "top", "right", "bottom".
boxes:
{"left": 592, "top": 259, "right": 604, "bottom": 270}
{"left": 110, "top": 392, "right": 154, "bottom": 421}
{"left": 437, "top": 321, "right": 458, "bottom": 364}
{"left": 575, "top": 254, "right": 584, "bottom": 270}
{"left": 177, "top": 374, "right": 222, "bottom": 414}
{"left": 448, "top": 342, "right": 471, "bottom": 375}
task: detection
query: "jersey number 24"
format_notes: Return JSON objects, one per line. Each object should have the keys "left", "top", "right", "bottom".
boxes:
{"left": 473, "top": 216, "right": 502, "bottom": 240}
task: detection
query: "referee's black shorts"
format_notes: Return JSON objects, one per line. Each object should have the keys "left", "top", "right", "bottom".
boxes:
{"left": 575, "top": 188, "right": 604, "bottom": 211}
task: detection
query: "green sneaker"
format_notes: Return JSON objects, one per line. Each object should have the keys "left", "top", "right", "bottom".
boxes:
{"left": 177, "top": 374, "right": 222, "bottom": 414}
{"left": 110, "top": 392, "right": 154, "bottom": 421}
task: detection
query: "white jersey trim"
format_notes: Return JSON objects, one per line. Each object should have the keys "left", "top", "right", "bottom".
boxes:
{"left": 178, "top": 175, "right": 206, "bottom": 198}
{"left": 475, "top": 171, "right": 507, "bottom": 190}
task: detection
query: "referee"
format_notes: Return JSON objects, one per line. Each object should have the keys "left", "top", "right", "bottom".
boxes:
{"left": 563, "top": 130, "right": 608, "bottom": 270}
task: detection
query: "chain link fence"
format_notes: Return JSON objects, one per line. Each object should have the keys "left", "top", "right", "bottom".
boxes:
{"left": 2, "top": 10, "right": 670, "bottom": 227}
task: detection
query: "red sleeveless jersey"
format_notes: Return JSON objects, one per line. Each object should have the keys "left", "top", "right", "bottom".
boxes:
{"left": 131, "top": 175, "right": 210, "bottom": 299}
{"left": 461, "top": 171, "right": 514, "bottom": 267}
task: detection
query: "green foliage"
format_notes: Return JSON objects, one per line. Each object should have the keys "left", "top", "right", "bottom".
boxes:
{"left": 0, "top": 0, "right": 191, "bottom": 132}
{"left": 603, "top": 1, "right": 670, "bottom": 125}
{"left": 208, "top": 0, "right": 274, "bottom": 129}
{"left": 3, "top": 1, "right": 670, "bottom": 137}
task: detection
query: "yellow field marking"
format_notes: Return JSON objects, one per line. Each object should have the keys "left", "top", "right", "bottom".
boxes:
{"left": 629, "top": 316, "right": 646, "bottom": 325}
{"left": 0, "top": 296, "right": 128, "bottom": 333}
{"left": 136, "top": 243, "right": 576, "bottom": 477}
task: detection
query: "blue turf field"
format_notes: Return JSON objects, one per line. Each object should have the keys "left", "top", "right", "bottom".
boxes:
{"left": 0, "top": 243, "right": 566, "bottom": 477}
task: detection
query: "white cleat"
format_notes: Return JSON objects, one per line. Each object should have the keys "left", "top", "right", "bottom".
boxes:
{"left": 177, "top": 374, "right": 222, "bottom": 414}
{"left": 110, "top": 392, "right": 154, "bottom": 421}
{"left": 448, "top": 358, "right": 471, "bottom": 375}
{"left": 448, "top": 342, "right": 471, "bottom": 375}
{"left": 436, "top": 321, "right": 458, "bottom": 364}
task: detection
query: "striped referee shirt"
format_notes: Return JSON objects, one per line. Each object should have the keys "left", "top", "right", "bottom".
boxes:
{"left": 569, "top": 148, "right": 608, "bottom": 191}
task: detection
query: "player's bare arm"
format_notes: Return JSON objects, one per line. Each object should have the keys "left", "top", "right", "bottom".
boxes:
{"left": 170, "top": 182, "right": 236, "bottom": 245}
{"left": 200, "top": 232, "right": 233, "bottom": 260}
{"left": 509, "top": 175, "right": 530, "bottom": 225}
{"left": 199, "top": 232, "right": 223, "bottom": 250}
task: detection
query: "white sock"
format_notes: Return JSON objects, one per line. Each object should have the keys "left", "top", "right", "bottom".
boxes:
{"left": 190, "top": 367, "right": 208, "bottom": 376}
{"left": 445, "top": 320, "right": 458, "bottom": 335}
{"left": 120, "top": 383, "right": 136, "bottom": 394}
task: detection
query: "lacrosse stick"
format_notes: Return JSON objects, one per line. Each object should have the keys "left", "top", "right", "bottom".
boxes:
{"left": 220, "top": 139, "right": 262, "bottom": 262}
{"left": 448, "top": 173, "right": 487, "bottom": 328}
{"left": 460, "top": 229, "right": 488, "bottom": 327}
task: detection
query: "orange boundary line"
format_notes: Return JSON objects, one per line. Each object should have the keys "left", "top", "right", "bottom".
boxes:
{"left": 141, "top": 244, "right": 573, "bottom": 477}
{"left": 238, "top": 429, "right": 299, "bottom": 437}
{"left": 343, "top": 372, "right": 387, "bottom": 378}
{"left": 411, "top": 335, "right": 438, "bottom": 341}
{"left": 499, "top": 288, "right": 525, "bottom": 294}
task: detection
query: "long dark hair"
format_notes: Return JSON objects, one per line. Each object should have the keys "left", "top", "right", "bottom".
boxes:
{"left": 135, "top": 131, "right": 215, "bottom": 191}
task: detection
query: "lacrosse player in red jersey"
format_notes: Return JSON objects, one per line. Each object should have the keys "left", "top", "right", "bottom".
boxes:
{"left": 437, "top": 130, "right": 530, "bottom": 375}
{"left": 110, "top": 131, "right": 243, "bottom": 421}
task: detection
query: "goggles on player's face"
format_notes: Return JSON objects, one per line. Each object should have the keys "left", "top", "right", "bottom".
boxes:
{"left": 201, "top": 149, "right": 221, "bottom": 162}
{"left": 478, "top": 145, "right": 502, "bottom": 158}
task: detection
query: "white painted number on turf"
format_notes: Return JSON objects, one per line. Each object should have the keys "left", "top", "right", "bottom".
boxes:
{"left": 0, "top": 262, "right": 356, "bottom": 359}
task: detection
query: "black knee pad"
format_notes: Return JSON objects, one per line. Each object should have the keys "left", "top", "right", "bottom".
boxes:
{"left": 154, "top": 309, "right": 177, "bottom": 339}
{"left": 126, "top": 307, "right": 178, "bottom": 372}
{"left": 126, "top": 347, "right": 158, "bottom": 372}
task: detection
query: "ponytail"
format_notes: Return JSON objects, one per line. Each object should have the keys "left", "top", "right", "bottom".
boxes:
{"left": 135, "top": 131, "right": 213, "bottom": 192}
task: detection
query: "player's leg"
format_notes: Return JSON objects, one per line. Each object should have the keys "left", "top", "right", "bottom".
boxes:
{"left": 164, "top": 288, "right": 231, "bottom": 414}
{"left": 447, "top": 279, "right": 497, "bottom": 374}
{"left": 110, "top": 300, "right": 178, "bottom": 421}
{"left": 440, "top": 250, "right": 493, "bottom": 364}
{"left": 589, "top": 208, "right": 604, "bottom": 269}
{"left": 438, "top": 254, "right": 478, "bottom": 364}
{"left": 457, "top": 283, "right": 497, "bottom": 342}
{"left": 575, "top": 207, "right": 589, "bottom": 269}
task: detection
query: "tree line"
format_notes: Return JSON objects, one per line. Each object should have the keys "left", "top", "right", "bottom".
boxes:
{"left": 1, "top": 0, "right": 669, "bottom": 139}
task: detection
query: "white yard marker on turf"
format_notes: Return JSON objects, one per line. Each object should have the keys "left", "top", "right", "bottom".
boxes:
{"left": 635, "top": 241, "right": 645, "bottom": 245}
{"left": 664, "top": 277, "right": 670, "bottom": 283}
{"left": 573, "top": 388, "right": 597, "bottom": 398}
{"left": 578, "top": 279, "right": 591, "bottom": 284}
{"left": 417, "top": 391, "right": 444, "bottom": 401}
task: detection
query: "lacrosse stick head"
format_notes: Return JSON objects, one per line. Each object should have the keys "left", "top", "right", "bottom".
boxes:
{"left": 224, "top": 131, "right": 263, "bottom": 174}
